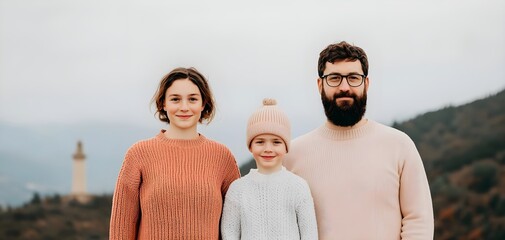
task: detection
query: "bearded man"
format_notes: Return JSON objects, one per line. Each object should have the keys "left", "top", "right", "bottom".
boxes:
{"left": 284, "top": 41, "right": 434, "bottom": 240}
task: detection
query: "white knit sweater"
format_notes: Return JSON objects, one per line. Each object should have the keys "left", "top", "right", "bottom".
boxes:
{"left": 221, "top": 167, "right": 318, "bottom": 240}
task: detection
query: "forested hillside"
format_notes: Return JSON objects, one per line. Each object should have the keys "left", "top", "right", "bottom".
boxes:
{"left": 393, "top": 89, "right": 505, "bottom": 240}
{"left": 0, "top": 194, "right": 112, "bottom": 239}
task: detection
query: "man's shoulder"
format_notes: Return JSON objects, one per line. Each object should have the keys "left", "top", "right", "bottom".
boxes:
{"left": 372, "top": 120, "right": 412, "bottom": 140}
{"left": 370, "top": 121, "right": 418, "bottom": 152}
{"left": 291, "top": 127, "right": 322, "bottom": 146}
{"left": 285, "top": 127, "right": 322, "bottom": 166}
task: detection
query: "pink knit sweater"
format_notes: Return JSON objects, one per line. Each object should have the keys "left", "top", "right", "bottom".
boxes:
{"left": 284, "top": 120, "right": 434, "bottom": 240}
{"left": 110, "top": 131, "right": 240, "bottom": 239}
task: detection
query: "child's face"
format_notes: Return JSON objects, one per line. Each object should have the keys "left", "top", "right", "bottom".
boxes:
{"left": 249, "top": 134, "right": 286, "bottom": 174}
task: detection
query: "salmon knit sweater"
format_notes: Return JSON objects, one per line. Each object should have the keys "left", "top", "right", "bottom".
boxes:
{"left": 284, "top": 120, "right": 434, "bottom": 240}
{"left": 110, "top": 130, "right": 240, "bottom": 240}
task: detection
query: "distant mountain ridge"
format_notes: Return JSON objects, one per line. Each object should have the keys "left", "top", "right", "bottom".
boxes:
{"left": 393, "top": 89, "right": 505, "bottom": 176}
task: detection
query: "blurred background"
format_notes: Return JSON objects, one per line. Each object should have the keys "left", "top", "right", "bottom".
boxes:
{"left": 1, "top": 0, "right": 504, "bottom": 239}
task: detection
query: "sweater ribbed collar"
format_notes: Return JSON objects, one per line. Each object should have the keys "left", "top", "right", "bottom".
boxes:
{"left": 318, "top": 119, "right": 375, "bottom": 141}
{"left": 248, "top": 167, "right": 287, "bottom": 183}
{"left": 155, "top": 130, "right": 207, "bottom": 148}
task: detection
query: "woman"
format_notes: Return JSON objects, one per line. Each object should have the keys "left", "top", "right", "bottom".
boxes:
{"left": 109, "top": 67, "right": 240, "bottom": 239}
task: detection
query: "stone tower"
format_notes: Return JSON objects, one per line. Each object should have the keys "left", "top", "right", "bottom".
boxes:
{"left": 71, "top": 141, "right": 87, "bottom": 200}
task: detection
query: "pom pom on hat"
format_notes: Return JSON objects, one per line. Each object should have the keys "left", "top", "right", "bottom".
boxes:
{"left": 263, "top": 98, "right": 277, "bottom": 105}
{"left": 246, "top": 98, "right": 291, "bottom": 152}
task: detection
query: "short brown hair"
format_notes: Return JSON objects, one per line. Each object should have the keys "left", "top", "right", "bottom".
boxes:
{"left": 152, "top": 67, "right": 215, "bottom": 124}
{"left": 318, "top": 41, "right": 369, "bottom": 78}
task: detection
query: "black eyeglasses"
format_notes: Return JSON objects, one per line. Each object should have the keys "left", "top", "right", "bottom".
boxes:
{"left": 321, "top": 73, "right": 366, "bottom": 87}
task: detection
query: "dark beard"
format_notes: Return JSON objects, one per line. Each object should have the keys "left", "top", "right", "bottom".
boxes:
{"left": 321, "top": 87, "right": 367, "bottom": 127}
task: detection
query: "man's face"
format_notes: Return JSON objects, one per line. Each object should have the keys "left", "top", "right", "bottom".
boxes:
{"left": 318, "top": 60, "right": 369, "bottom": 127}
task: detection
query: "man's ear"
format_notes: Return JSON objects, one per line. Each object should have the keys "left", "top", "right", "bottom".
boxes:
{"left": 317, "top": 78, "right": 323, "bottom": 94}
{"left": 365, "top": 76, "right": 369, "bottom": 91}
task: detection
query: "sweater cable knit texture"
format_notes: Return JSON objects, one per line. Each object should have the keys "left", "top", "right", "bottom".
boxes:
{"left": 221, "top": 167, "right": 318, "bottom": 240}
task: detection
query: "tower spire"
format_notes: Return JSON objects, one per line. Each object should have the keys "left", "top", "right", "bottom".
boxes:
{"left": 73, "top": 141, "right": 85, "bottom": 160}
{"left": 71, "top": 140, "right": 89, "bottom": 203}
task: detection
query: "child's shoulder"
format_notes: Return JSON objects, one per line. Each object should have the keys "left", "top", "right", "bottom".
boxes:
{"left": 283, "top": 169, "right": 311, "bottom": 190}
{"left": 284, "top": 168, "right": 307, "bottom": 182}
{"left": 227, "top": 174, "right": 251, "bottom": 191}
{"left": 225, "top": 173, "right": 256, "bottom": 199}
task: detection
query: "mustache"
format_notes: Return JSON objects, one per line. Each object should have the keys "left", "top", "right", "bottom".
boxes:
{"left": 333, "top": 91, "right": 357, "bottom": 99}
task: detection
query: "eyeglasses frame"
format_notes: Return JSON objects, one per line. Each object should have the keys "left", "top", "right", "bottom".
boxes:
{"left": 321, "top": 73, "right": 366, "bottom": 87}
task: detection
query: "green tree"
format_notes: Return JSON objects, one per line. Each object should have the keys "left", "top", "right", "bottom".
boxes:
{"left": 30, "top": 192, "right": 41, "bottom": 205}
{"left": 469, "top": 161, "right": 498, "bottom": 193}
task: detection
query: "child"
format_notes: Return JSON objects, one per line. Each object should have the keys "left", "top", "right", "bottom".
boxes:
{"left": 221, "top": 98, "right": 318, "bottom": 240}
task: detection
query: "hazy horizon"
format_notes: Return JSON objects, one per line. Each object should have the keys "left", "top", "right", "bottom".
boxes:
{"left": 1, "top": 0, "right": 505, "bottom": 206}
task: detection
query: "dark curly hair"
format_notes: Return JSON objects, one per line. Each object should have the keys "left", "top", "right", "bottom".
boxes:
{"left": 318, "top": 41, "right": 369, "bottom": 78}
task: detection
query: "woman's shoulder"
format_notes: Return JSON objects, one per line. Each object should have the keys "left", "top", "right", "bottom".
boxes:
{"left": 201, "top": 136, "right": 235, "bottom": 156}
{"left": 124, "top": 132, "right": 163, "bottom": 154}
{"left": 129, "top": 135, "right": 159, "bottom": 148}
{"left": 202, "top": 136, "right": 230, "bottom": 149}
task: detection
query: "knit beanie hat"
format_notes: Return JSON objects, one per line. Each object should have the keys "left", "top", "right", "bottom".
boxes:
{"left": 246, "top": 98, "right": 291, "bottom": 152}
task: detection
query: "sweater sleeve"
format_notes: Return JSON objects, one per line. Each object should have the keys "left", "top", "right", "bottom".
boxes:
{"left": 221, "top": 182, "right": 241, "bottom": 240}
{"left": 221, "top": 149, "right": 241, "bottom": 197}
{"left": 296, "top": 181, "right": 319, "bottom": 240}
{"left": 399, "top": 138, "right": 434, "bottom": 240}
{"left": 109, "top": 146, "right": 142, "bottom": 240}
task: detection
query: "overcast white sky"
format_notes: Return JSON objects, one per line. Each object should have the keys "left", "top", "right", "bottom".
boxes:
{"left": 1, "top": 0, "right": 504, "bottom": 164}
